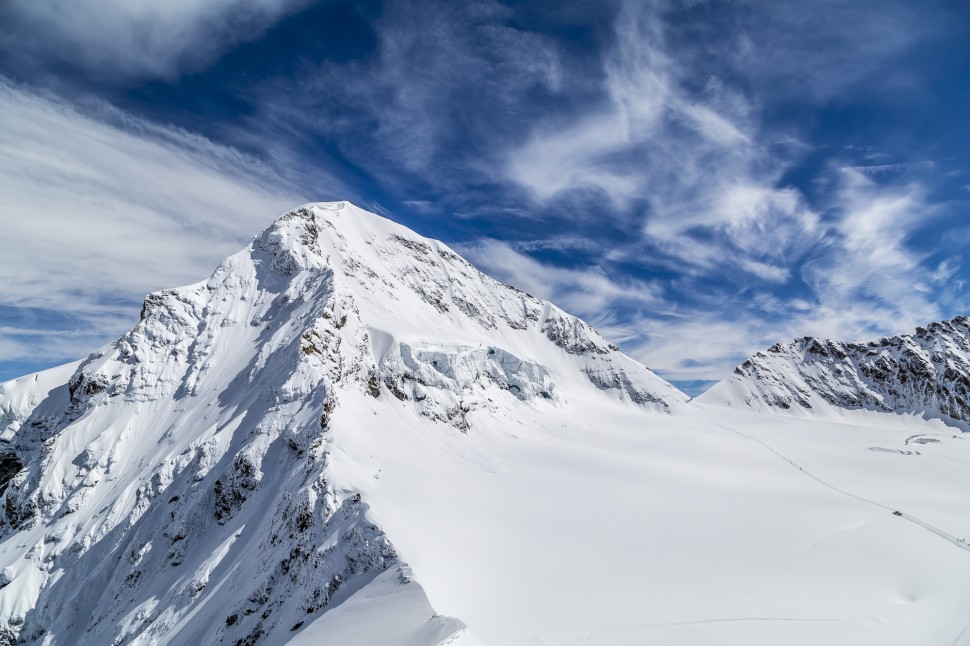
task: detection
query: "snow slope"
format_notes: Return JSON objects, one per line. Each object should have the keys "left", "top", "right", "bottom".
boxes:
{"left": 327, "top": 384, "right": 970, "bottom": 645}
{"left": 1, "top": 202, "right": 968, "bottom": 645}
{"left": 0, "top": 202, "right": 683, "bottom": 645}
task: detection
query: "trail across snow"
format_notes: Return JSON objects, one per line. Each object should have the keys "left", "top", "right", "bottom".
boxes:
{"left": 327, "top": 391, "right": 970, "bottom": 645}
{"left": 1, "top": 202, "right": 968, "bottom": 645}
{"left": 711, "top": 412, "right": 970, "bottom": 646}
{"left": 709, "top": 415, "right": 970, "bottom": 554}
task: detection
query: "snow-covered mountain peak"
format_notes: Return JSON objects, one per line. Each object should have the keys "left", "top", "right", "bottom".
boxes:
{"left": 0, "top": 201, "right": 686, "bottom": 645}
{"left": 65, "top": 201, "right": 685, "bottom": 419}
{"left": 2, "top": 204, "right": 970, "bottom": 646}
{"left": 700, "top": 316, "right": 970, "bottom": 427}
{"left": 242, "top": 201, "right": 685, "bottom": 413}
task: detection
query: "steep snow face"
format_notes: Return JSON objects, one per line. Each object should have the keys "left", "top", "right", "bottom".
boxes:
{"left": 4, "top": 203, "right": 967, "bottom": 646}
{"left": 271, "top": 202, "right": 687, "bottom": 415}
{"left": 0, "top": 363, "right": 78, "bottom": 502}
{"left": 700, "top": 317, "right": 970, "bottom": 426}
{"left": 0, "top": 202, "right": 683, "bottom": 645}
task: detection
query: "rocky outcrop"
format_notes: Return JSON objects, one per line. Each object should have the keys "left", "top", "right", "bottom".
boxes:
{"left": 703, "top": 316, "right": 970, "bottom": 426}
{"left": 0, "top": 201, "right": 683, "bottom": 645}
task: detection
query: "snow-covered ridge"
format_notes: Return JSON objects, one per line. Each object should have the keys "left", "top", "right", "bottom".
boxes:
{"left": 2, "top": 203, "right": 969, "bottom": 645}
{"left": 0, "top": 201, "right": 683, "bottom": 645}
{"left": 700, "top": 316, "right": 970, "bottom": 426}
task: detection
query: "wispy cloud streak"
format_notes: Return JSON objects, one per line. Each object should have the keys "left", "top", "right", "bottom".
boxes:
{"left": 1, "top": 0, "right": 308, "bottom": 79}
{"left": 0, "top": 79, "right": 304, "bottom": 368}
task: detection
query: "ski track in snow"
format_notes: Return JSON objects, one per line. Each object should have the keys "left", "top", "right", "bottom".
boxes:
{"left": 710, "top": 414, "right": 970, "bottom": 646}
{"left": 2, "top": 202, "right": 970, "bottom": 645}
{"left": 709, "top": 415, "right": 970, "bottom": 554}
{"left": 950, "top": 614, "right": 970, "bottom": 646}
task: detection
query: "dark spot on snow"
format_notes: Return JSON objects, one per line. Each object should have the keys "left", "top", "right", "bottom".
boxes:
{"left": 0, "top": 453, "right": 24, "bottom": 494}
{"left": 367, "top": 374, "right": 381, "bottom": 398}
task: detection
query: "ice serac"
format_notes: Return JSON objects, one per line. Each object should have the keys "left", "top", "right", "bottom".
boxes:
{"left": 701, "top": 317, "right": 970, "bottom": 426}
{"left": 0, "top": 201, "right": 684, "bottom": 645}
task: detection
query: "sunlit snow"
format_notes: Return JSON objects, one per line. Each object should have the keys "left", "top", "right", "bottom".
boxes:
{"left": 1, "top": 202, "right": 967, "bottom": 645}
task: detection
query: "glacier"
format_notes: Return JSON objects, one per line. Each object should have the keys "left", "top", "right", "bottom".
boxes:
{"left": 0, "top": 202, "right": 968, "bottom": 645}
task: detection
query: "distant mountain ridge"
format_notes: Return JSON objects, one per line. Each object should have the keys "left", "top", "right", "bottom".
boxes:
{"left": 700, "top": 316, "right": 970, "bottom": 426}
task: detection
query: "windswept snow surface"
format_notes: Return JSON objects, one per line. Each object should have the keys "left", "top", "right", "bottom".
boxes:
{"left": 329, "top": 393, "right": 970, "bottom": 646}
{"left": 1, "top": 202, "right": 969, "bottom": 645}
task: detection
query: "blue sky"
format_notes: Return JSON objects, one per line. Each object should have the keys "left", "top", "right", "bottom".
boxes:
{"left": 0, "top": 0, "right": 968, "bottom": 394}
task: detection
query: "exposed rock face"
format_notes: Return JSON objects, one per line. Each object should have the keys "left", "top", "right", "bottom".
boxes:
{"left": 0, "top": 201, "right": 684, "bottom": 645}
{"left": 702, "top": 317, "right": 970, "bottom": 426}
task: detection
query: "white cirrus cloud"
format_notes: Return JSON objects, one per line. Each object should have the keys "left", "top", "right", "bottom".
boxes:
{"left": 457, "top": 238, "right": 664, "bottom": 320}
{"left": 0, "top": 79, "right": 307, "bottom": 368}
{"left": 504, "top": 0, "right": 821, "bottom": 285}
{"left": 1, "top": 0, "right": 308, "bottom": 79}
{"left": 797, "top": 168, "right": 950, "bottom": 338}
{"left": 251, "top": 0, "right": 564, "bottom": 197}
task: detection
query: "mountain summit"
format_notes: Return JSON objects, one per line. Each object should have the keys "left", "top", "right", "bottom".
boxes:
{"left": 0, "top": 202, "right": 685, "bottom": 645}
{"left": 2, "top": 203, "right": 968, "bottom": 646}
